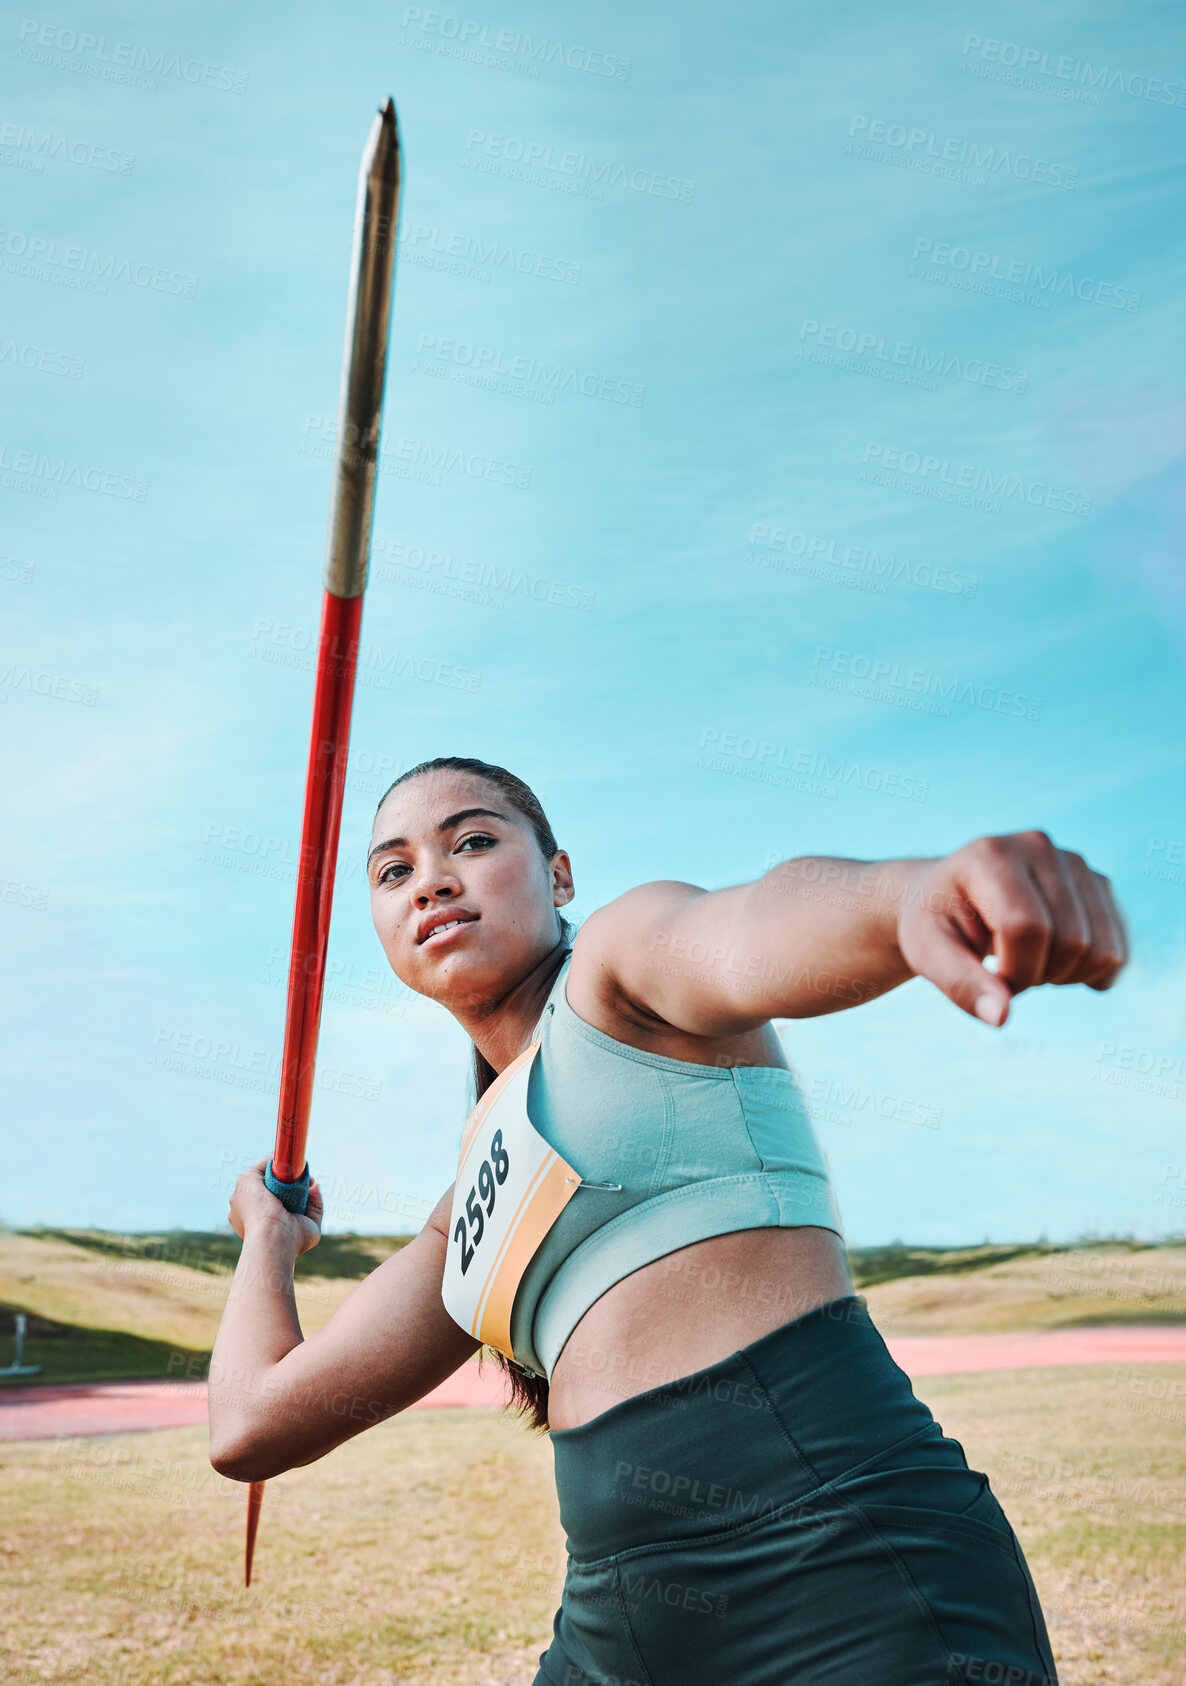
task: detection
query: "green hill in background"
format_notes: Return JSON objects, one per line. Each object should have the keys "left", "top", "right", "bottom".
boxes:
{"left": 2, "top": 1228, "right": 1183, "bottom": 1388}
{"left": 21, "top": 1225, "right": 411, "bottom": 1280}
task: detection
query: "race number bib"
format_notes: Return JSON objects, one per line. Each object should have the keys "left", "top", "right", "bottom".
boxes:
{"left": 440, "top": 1038, "right": 580, "bottom": 1364}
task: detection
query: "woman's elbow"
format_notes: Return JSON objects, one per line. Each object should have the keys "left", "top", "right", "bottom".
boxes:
{"left": 209, "top": 1428, "right": 292, "bottom": 1484}
{"left": 210, "top": 1440, "right": 262, "bottom": 1483}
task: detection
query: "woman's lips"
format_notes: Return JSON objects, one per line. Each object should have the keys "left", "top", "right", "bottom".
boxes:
{"left": 419, "top": 914, "right": 479, "bottom": 947}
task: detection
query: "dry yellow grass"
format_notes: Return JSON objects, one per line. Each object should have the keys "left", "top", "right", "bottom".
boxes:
{"left": 0, "top": 1232, "right": 359, "bottom": 1355}
{"left": 3, "top": 1231, "right": 1183, "bottom": 1680}
{"left": 2, "top": 1365, "right": 1183, "bottom": 1686}
{"left": 5, "top": 1234, "right": 1185, "bottom": 1371}
{"left": 862, "top": 1243, "right": 1186, "bottom": 1334}
{"left": 0, "top": 1407, "right": 564, "bottom": 1686}
{"left": 921, "top": 1365, "right": 1186, "bottom": 1686}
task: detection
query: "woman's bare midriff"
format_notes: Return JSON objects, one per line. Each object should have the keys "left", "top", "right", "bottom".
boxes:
{"left": 546, "top": 1224, "right": 853, "bottom": 1430}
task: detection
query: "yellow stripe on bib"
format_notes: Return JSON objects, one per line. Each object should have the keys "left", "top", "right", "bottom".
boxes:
{"left": 441, "top": 1038, "right": 581, "bottom": 1365}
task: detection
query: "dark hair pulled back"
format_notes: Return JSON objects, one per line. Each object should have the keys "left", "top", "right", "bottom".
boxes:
{"left": 375, "top": 754, "right": 572, "bottom": 1431}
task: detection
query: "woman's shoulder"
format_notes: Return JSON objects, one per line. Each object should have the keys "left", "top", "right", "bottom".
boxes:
{"left": 573, "top": 880, "right": 710, "bottom": 976}
{"left": 566, "top": 880, "right": 707, "bottom": 1018}
{"left": 564, "top": 883, "right": 788, "bottom": 1070}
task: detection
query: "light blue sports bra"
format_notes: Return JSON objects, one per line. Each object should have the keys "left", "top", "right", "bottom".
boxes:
{"left": 503, "top": 950, "right": 844, "bottom": 1378}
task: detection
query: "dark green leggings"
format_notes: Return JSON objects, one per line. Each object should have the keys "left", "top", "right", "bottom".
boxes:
{"left": 535, "top": 1296, "right": 1057, "bottom": 1686}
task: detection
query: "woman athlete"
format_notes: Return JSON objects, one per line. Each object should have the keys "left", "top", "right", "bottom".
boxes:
{"left": 209, "top": 754, "right": 1127, "bottom": 1686}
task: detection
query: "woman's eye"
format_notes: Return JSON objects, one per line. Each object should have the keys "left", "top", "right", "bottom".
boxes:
{"left": 374, "top": 837, "right": 492, "bottom": 884}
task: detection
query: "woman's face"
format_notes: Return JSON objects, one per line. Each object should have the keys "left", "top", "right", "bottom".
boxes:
{"left": 367, "top": 770, "right": 573, "bottom": 1010}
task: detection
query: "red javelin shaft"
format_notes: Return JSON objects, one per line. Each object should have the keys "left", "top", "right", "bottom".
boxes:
{"left": 245, "top": 97, "right": 401, "bottom": 1588}
{"left": 269, "top": 587, "right": 365, "bottom": 1187}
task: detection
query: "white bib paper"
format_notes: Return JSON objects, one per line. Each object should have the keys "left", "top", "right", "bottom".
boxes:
{"left": 440, "top": 1038, "right": 580, "bottom": 1364}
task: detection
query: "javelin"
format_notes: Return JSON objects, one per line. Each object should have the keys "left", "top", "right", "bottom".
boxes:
{"left": 244, "top": 96, "right": 401, "bottom": 1587}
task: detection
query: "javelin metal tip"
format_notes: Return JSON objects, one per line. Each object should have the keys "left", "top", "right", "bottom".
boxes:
{"left": 324, "top": 97, "right": 401, "bottom": 599}
{"left": 365, "top": 96, "right": 400, "bottom": 182}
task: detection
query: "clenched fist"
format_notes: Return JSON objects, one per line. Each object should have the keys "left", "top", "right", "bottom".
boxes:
{"left": 898, "top": 830, "right": 1128, "bottom": 1026}
{"left": 228, "top": 1157, "right": 324, "bottom": 1255}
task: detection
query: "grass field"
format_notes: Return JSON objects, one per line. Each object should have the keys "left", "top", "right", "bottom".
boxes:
{"left": 2, "top": 1229, "right": 1185, "bottom": 1387}
{"left": 2, "top": 1365, "right": 1184, "bottom": 1686}
{"left": 0, "top": 1230, "right": 406, "bottom": 1387}
{"left": 2, "top": 1229, "right": 1185, "bottom": 1681}
{"left": 858, "top": 1240, "right": 1186, "bottom": 1335}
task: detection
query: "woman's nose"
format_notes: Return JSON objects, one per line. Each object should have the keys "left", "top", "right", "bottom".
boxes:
{"left": 416, "top": 886, "right": 456, "bottom": 907}
{"left": 411, "top": 865, "right": 462, "bottom": 906}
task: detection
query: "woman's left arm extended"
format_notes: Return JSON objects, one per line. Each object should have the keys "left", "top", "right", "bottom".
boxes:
{"left": 582, "top": 830, "right": 1127, "bottom": 1035}
{"left": 208, "top": 1165, "right": 479, "bottom": 1482}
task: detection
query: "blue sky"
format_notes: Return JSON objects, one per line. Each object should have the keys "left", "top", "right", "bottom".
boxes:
{"left": 3, "top": 0, "right": 1185, "bottom": 1245}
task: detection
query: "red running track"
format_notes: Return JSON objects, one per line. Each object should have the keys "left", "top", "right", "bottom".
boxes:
{"left": 3, "top": 1327, "right": 1184, "bottom": 1443}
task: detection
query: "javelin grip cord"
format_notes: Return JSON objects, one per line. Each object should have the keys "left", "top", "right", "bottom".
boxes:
{"left": 263, "top": 1159, "right": 312, "bottom": 1215}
